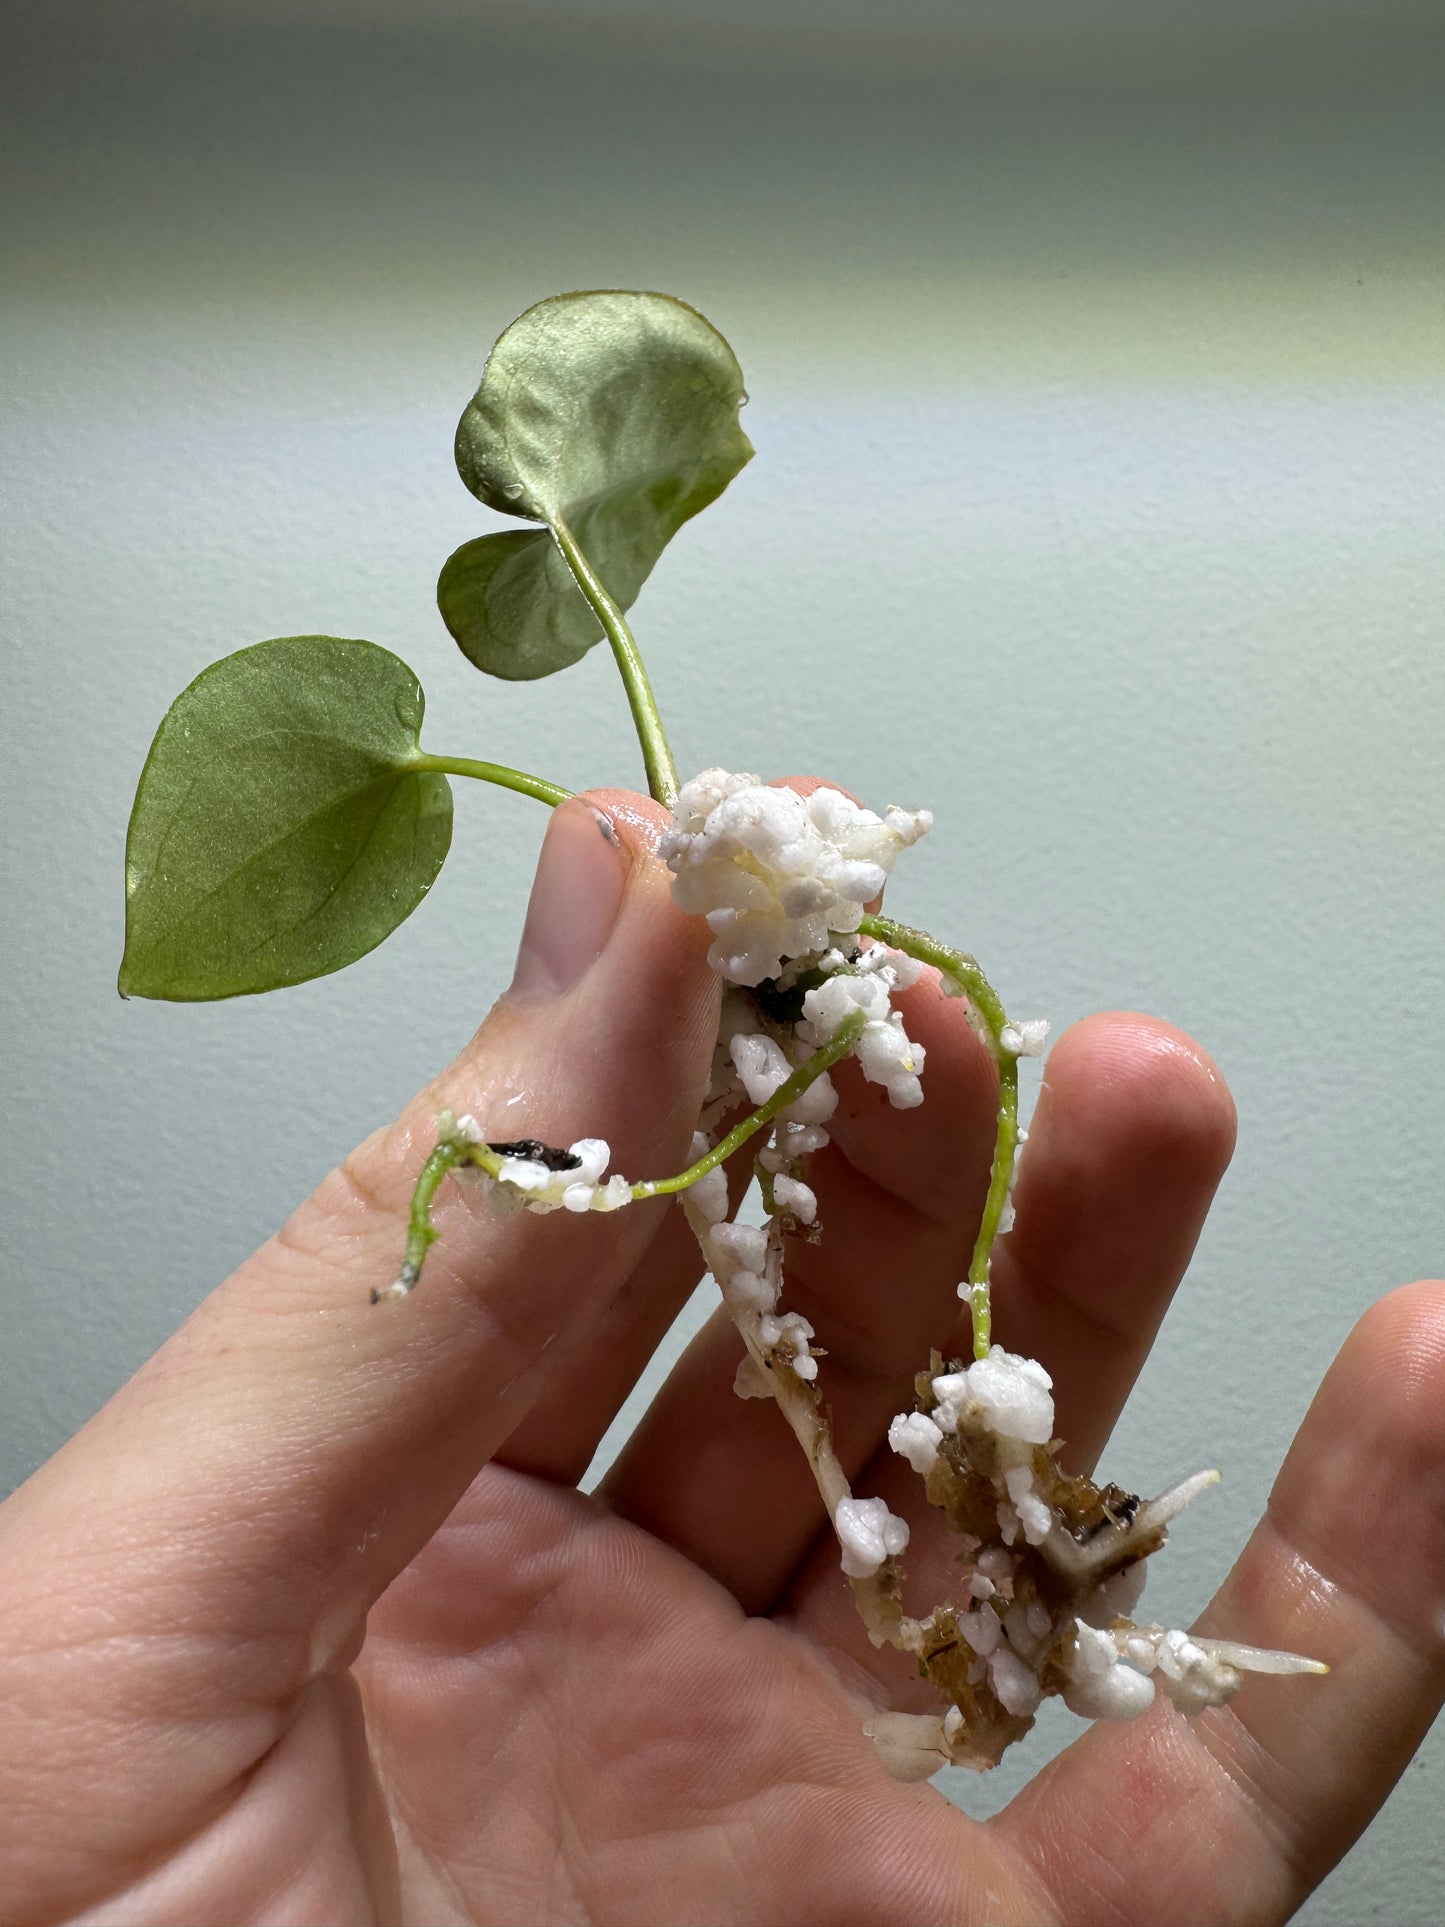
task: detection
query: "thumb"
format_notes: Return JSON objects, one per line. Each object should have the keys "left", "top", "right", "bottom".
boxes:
{"left": 0, "top": 792, "right": 716, "bottom": 1884}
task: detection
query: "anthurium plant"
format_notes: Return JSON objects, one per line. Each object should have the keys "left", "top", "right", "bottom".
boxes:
{"left": 121, "top": 290, "right": 1323, "bottom": 1779}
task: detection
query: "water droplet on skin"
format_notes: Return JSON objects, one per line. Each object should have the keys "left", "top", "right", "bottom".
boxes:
{"left": 503, "top": 482, "right": 524, "bottom": 499}
{"left": 738, "top": 390, "right": 750, "bottom": 407}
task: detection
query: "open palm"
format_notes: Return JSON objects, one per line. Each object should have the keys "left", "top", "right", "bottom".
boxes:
{"left": 2, "top": 791, "right": 1440, "bottom": 1926}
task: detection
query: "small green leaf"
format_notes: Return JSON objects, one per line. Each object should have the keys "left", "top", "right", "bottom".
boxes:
{"left": 444, "top": 289, "right": 753, "bottom": 679}
{"left": 120, "top": 636, "right": 452, "bottom": 1000}
{"left": 437, "top": 527, "right": 594, "bottom": 683}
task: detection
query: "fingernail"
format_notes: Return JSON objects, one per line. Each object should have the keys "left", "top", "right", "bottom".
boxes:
{"left": 510, "top": 802, "right": 628, "bottom": 998}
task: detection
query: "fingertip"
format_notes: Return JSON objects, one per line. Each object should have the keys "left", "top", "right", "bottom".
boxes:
{"left": 992, "top": 1012, "right": 1240, "bottom": 1461}
{"left": 1040, "top": 1011, "right": 1238, "bottom": 1189}
{"left": 1302, "top": 1275, "right": 1445, "bottom": 1482}
{"left": 549, "top": 788, "right": 715, "bottom": 1003}
{"left": 1269, "top": 1278, "right": 1445, "bottom": 1646}
{"left": 558, "top": 790, "right": 719, "bottom": 1097}
{"left": 580, "top": 786, "right": 673, "bottom": 857}
{"left": 1343, "top": 1275, "right": 1445, "bottom": 1388}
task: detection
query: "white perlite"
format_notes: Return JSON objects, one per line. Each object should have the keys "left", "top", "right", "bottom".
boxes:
{"left": 667, "top": 776, "right": 935, "bottom": 1119}
{"left": 660, "top": 770, "right": 931, "bottom": 987}
{"left": 1062, "top": 1620, "right": 1157, "bottom": 1722}
{"left": 988, "top": 1646, "right": 1044, "bottom": 1717}
{"left": 834, "top": 1496, "right": 911, "bottom": 1578}
{"left": 888, "top": 1410, "right": 944, "bottom": 1474}
{"left": 931, "top": 1347, "right": 1056, "bottom": 1446}
{"left": 1003, "top": 1464, "right": 1054, "bottom": 1546}
{"left": 452, "top": 1118, "right": 631, "bottom": 1215}
{"left": 1000, "top": 1018, "right": 1050, "bottom": 1058}
{"left": 694, "top": 1189, "right": 825, "bottom": 1397}
{"left": 797, "top": 967, "right": 926, "bottom": 1109}
{"left": 772, "top": 1174, "right": 818, "bottom": 1224}
{"left": 760, "top": 1120, "right": 832, "bottom": 1169}
{"left": 686, "top": 1130, "right": 730, "bottom": 1226}
{"left": 728, "top": 1032, "right": 794, "bottom": 1108}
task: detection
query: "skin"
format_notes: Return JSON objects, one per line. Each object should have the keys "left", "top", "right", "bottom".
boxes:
{"left": 1, "top": 786, "right": 1441, "bottom": 1927}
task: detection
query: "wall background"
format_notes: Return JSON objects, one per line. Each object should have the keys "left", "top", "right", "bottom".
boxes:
{"left": 3, "top": 3, "right": 1442, "bottom": 1918}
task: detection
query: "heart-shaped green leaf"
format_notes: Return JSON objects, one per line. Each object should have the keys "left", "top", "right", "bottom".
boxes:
{"left": 443, "top": 290, "right": 753, "bottom": 679}
{"left": 120, "top": 636, "right": 452, "bottom": 1000}
{"left": 437, "top": 527, "right": 593, "bottom": 683}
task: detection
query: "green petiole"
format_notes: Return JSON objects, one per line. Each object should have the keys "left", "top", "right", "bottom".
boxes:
{"left": 551, "top": 517, "right": 679, "bottom": 809}
{"left": 416, "top": 754, "right": 573, "bottom": 809}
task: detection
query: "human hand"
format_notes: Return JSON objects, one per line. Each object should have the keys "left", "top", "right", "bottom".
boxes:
{"left": 2, "top": 791, "right": 1440, "bottom": 1926}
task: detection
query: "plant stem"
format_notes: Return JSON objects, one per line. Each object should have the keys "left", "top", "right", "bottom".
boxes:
{"left": 377, "top": 1127, "right": 534, "bottom": 1300}
{"left": 857, "top": 911, "right": 1023, "bottom": 1360}
{"left": 632, "top": 1011, "right": 867, "bottom": 1198}
{"left": 858, "top": 912, "right": 1008, "bottom": 1043}
{"left": 965, "top": 1055, "right": 1018, "bottom": 1358}
{"left": 384, "top": 1016, "right": 866, "bottom": 1300}
{"left": 374, "top": 1136, "right": 471, "bottom": 1300}
{"left": 551, "top": 517, "right": 679, "bottom": 808}
{"left": 416, "top": 754, "right": 572, "bottom": 809}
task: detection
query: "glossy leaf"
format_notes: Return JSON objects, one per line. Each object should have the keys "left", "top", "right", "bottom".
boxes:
{"left": 120, "top": 636, "right": 452, "bottom": 1000}
{"left": 437, "top": 526, "right": 593, "bottom": 683}
{"left": 443, "top": 290, "right": 753, "bottom": 679}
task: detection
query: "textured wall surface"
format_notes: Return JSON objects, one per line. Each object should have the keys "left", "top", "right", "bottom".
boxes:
{"left": 3, "top": 4, "right": 1442, "bottom": 1919}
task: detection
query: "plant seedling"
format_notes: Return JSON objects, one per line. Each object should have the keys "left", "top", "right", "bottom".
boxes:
{"left": 121, "top": 289, "right": 1325, "bottom": 1779}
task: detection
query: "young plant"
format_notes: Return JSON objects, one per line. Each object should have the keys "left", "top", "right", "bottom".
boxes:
{"left": 121, "top": 288, "right": 1324, "bottom": 1780}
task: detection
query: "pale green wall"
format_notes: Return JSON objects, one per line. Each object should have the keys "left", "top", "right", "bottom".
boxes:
{"left": 3, "top": 5, "right": 1442, "bottom": 1920}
